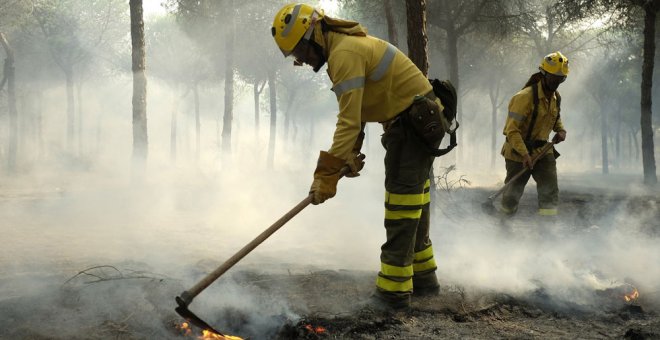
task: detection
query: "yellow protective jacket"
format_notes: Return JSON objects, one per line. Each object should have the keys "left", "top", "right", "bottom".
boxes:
{"left": 319, "top": 28, "right": 436, "bottom": 161}
{"left": 501, "top": 81, "right": 565, "bottom": 162}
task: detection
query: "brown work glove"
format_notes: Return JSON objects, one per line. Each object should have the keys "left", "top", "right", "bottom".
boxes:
{"left": 309, "top": 151, "right": 345, "bottom": 205}
{"left": 552, "top": 130, "right": 567, "bottom": 144}
{"left": 345, "top": 131, "right": 366, "bottom": 178}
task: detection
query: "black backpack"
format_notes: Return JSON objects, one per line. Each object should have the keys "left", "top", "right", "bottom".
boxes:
{"left": 428, "top": 79, "right": 459, "bottom": 156}
{"left": 430, "top": 79, "right": 457, "bottom": 123}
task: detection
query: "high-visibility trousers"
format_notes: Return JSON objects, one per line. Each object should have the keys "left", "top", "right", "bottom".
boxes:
{"left": 378, "top": 119, "right": 438, "bottom": 298}
{"left": 501, "top": 153, "right": 559, "bottom": 216}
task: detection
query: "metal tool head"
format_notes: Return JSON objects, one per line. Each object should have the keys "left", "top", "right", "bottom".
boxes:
{"left": 175, "top": 295, "right": 225, "bottom": 336}
{"left": 481, "top": 198, "right": 497, "bottom": 216}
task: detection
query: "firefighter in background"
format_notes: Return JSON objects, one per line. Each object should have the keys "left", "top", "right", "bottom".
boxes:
{"left": 271, "top": 3, "right": 448, "bottom": 311}
{"left": 500, "top": 52, "right": 569, "bottom": 217}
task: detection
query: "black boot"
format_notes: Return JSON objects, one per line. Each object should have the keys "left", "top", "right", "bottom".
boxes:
{"left": 368, "top": 289, "right": 411, "bottom": 312}
{"left": 413, "top": 272, "right": 440, "bottom": 297}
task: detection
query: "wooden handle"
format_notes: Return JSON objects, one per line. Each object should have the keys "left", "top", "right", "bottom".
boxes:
{"left": 180, "top": 165, "right": 353, "bottom": 304}
{"left": 184, "top": 194, "right": 314, "bottom": 300}
{"left": 488, "top": 142, "right": 555, "bottom": 200}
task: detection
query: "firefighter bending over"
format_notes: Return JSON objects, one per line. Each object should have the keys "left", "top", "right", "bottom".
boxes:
{"left": 271, "top": 3, "right": 454, "bottom": 311}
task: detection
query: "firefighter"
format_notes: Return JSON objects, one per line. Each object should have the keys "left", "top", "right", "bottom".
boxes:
{"left": 271, "top": 3, "right": 444, "bottom": 311}
{"left": 500, "top": 52, "right": 569, "bottom": 217}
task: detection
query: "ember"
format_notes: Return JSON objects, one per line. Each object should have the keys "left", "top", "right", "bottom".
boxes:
{"left": 177, "top": 323, "right": 244, "bottom": 340}
{"left": 200, "top": 329, "right": 244, "bottom": 340}
{"left": 177, "top": 322, "right": 193, "bottom": 336}
{"left": 624, "top": 287, "right": 639, "bottom": 302}
{"left": 305, "top": 324, "right": 327, "bottom": 334}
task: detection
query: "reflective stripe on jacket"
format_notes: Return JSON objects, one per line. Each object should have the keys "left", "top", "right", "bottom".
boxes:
{"left": 501, "top": 81, "right": 565, "bottom": 162}
{"left": 325, "top": 31, "right": 437, "bottom": 161}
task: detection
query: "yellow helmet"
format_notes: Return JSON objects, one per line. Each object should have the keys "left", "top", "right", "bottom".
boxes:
{"left": 271, "top": 3, "right": 324, "bottom": 57}
{"left": 539, "top": 51, "right": 569, "bottom": 76}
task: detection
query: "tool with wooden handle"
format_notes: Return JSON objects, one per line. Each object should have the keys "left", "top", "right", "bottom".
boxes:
{"left": 482, "top": 142, "right": 555, "bottom": 214}
{"left": 175, "top": 159, "right": 361, "bottom": 335}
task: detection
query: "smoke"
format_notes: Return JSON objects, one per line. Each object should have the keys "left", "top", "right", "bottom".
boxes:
{"left": 1, "top": 3, "right": 659, "bottom": 338}
{"left": 1, "top": 78, "right": 658, "bottom": 339}
{"left": 4, "top": 146, "right": 657, "bottom": 338}
{"left": 433, "top": 184, "right": 659, "bottom": 311}
{"left": 3, "top": 67, "right": 660, "bottom": 331}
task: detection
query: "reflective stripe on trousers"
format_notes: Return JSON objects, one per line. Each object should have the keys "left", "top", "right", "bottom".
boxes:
{"left": 378, "top": 120, "right": 436, "bottom": 294}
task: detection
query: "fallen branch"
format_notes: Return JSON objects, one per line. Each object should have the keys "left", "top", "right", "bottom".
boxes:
{"left": 62, "top": 265, "right": 168, "bottom": 287}
{"left": 63, "top": 265, "right": 122, "bottom": 286}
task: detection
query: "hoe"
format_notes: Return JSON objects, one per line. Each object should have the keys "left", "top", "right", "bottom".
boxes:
{"left": 175, "top": 158, "right": 362, "bottom": 336}
{"left": 482, "top": 142, "right": 555, "bottom": 214}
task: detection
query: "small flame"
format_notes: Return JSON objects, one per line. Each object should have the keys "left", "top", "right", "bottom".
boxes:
{"left": 200, "top": 329, "right": 244, "bottom": 340}
{"left": 177, "top": 323, "right": 244, "bottom": 340}
{"left": 305, "top": 324, "right": 327, "bottom": 334}
{"left": 624, "top": 288, "right": 639, "bottom": 302}
{"left": 177, "top": 322, "right": 193, "bottom": 336}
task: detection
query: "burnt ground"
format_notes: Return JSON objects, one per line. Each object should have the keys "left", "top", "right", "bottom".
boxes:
{"left": 0, "top": 182, "right": 659, "bottom": 339}
{"left": 0, "top": 259, "right": 657, "bottom": 340}
{"left": 237, "top": 267, "right": 659, "bottom": 339}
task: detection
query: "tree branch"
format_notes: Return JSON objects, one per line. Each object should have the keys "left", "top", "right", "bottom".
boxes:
{"left": 455, "top": 0, "right": 488, "bottom": 35}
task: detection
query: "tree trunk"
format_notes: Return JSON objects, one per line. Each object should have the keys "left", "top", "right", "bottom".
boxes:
{"left": 640, "top": 4, "right": 657, "bottom": 185}
{"left": 446, "top": 27, "right": 461, "bottom": 164}
{"left": 95, "top": 107, "right": 102, "bottom": 156}
{"left": 615, "top": 119, "right": 621, "bottom": 169}
{"left": 170, "top": 90, "right": 178, "bottom": 162}
{"left": 284, "top": 91, "right": 296, "bottom": 141}
{"left": 308, "top": 104, "right": 315, "bottom": 163}
{"left": 64, "top": 67, "right": 74, "bottom": 152}
{"left": 601, "top": 109, "right": 609, "bottom": 174}
{"left": 1, "top": 33, "right": 17, "bottom": 173}
{"left": 633, "top": 129, "right": 640, "bottom": 162}
{"left": 18, "top": 92, "right": 27, "bottom": 161}
{"left": 384, "top": 0, "right": 399, "bottom": 47}
{"left": 405, "top": 0, "right": 438, "bottom": 201}
{"left": 489, "top": 81, "right": 501, "bottom": 169}
{"left": 446, "top": 28, "right": 460, "bottom": 97}
{"left": 254, "top": 80, "right": 260, "bottom": 137}
{"left": 292, "top": 114, "right": 299, "bottom": 144}
{"left": 267, "top": 70, "right": 277, "bottom": 169}
{"left": 37, "top": 86, "right": 44, "bottom": 158}
{"left": 591, "top": 128, "right": 598, "bottom": 168}
{"left": 76, "top": 81, "right": 83, "bottom": 155}
{"left": 405, "top": 0, "right": 428, "bottom": 75}
{"left": 490, "top": 104, "right": 497, "bottom": 169}
{"left": 194, "top": 83, "right": 200, "bottom": 160}
{"left": 284, "top": 106, "right": 290, "bottom": 142}
{"left": 130, "top": 0, "right": 148, "bottom": 163}
{"left": 222, "top": 5, "right": 235, "bottom": 154}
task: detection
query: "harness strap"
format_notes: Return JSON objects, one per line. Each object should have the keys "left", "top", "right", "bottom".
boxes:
{"left": 553, "top": 91, "right": 562, "bottom": 130}
{"left": 525, "top": 82, "right": 540, "bottom": 146}
{"left": 522, "top": 83, "right": 562, "bottom": 155}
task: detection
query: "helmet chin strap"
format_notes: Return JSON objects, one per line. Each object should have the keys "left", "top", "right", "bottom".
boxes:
{"left": 303, "top": 11, "right": 321, "bottom": 41}
{"left": 311, "top": 41, "right": 327, "bottom": 72}
{"left": 302, "top": 11, "right": 326, "bottom": 73}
